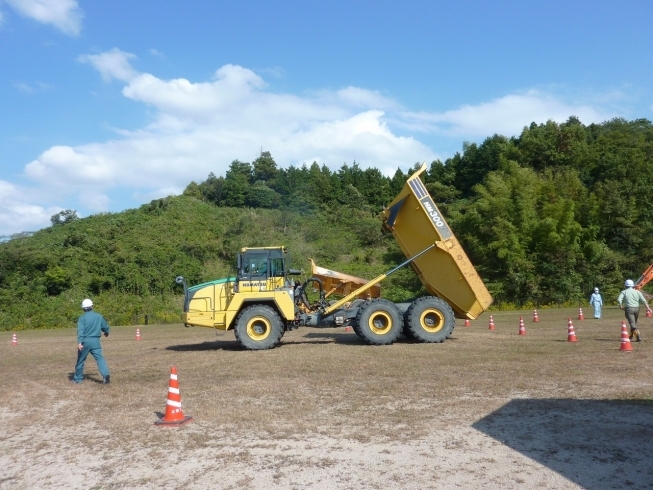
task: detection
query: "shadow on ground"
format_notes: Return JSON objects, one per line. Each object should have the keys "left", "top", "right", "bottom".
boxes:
{"left": 166, "top": 340, "right": 242, "bottom": 352}
{"left": 293, "top": 332, "right": 446, "bottom": 345}
{"left": 167, "top": 332, "right": 369, "bottom": 351}
{"left": 473, "top": 399, "right": 653, "bottom": 489}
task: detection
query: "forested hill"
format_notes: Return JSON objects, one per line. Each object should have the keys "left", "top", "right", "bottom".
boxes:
{"left": 2, "top": 116, "right": 653, "bottom": 330}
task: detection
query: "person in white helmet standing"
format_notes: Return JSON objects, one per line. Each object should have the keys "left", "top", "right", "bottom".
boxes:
{"left": 71, "top": 298, "right": 111, "bottom": 384}
{"left": 617, "top": 280, "right": 651, "bottom": 342}
{"left": 589, "top": 287, "right": 603, "bottom": 319}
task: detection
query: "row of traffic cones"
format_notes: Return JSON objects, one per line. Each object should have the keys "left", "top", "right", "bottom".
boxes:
{"left": 483, "top": 315, "right": 529, "bottom": 335}
{"left": 479, "top": 315, "right": 639, "bottom": 349}
{"left": 10, "top": 328, "right": 143, "bottom": 345}
{"left": 12, "top": 329, "right": 143, "bottom": 344}
{"left": 465, "top": 309, "right": 542, "bottom": 328}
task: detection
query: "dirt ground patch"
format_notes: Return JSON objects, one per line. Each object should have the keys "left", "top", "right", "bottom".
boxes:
{"left": 1, "top": 306, "right": 653, "bottom": 489}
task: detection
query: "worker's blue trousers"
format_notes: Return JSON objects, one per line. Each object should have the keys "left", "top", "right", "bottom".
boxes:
{"left": 73, "top": 337, "right": 109, "bottom": 383}
{"left": 593, "top": 304, "right": 602, "bottom": 319}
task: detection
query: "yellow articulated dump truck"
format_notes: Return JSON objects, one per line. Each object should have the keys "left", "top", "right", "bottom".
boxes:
{"left": 176, "top": 163, "right": 492, "bottom": 350}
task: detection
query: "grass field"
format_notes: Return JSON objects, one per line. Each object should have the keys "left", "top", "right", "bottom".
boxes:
{"left": 1, "top": 306, "right": 653, "bottom": 489}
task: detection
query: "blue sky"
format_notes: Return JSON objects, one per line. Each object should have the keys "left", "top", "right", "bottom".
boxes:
{"left": 1, "top": 0, "right": 652, "bottom": 235}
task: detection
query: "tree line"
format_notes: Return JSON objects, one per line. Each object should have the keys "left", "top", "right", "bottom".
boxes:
{"left": 1, "top": 116, "right": 652, "bottom": 329}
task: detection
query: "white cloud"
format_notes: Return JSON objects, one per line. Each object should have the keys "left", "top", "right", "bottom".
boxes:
{"left": 400, "top": 90, "right": 615, "bottom": 138}
{"left": 78, "top": 48, "right": 138, "bottom": 83}
{"left": 5, "top": 0, "right": 82, "bottom": 36}
{"left": 78, "top": 191, "right": 110, "bottom": 212}
{"left": 24, "top": 54, "right": 436, "bottom": 208}
{"left": 15, "top": 81, "right": 53, "bottom": 93}
{"left": 15, "top": 82, "right": 34, "bottom": 93}
{"left": 0, "top": 180, "right": 61, "bottom": 235}
{"left": 8, "top": 49, "right": 621, "bottom": 235}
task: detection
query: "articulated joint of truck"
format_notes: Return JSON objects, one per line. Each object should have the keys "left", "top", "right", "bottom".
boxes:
{"left": 321, "top": 243, "right": 438, "bottom": 316}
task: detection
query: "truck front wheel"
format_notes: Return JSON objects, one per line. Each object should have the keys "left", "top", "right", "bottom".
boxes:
{"left": 234, "top": 305, "right": 284, "bottom": 350}
{"left": 405, "top": 296, "right": 455, "bottom": 343}
{"left": 355, "top": 299, "right": 403, "bottom": 345}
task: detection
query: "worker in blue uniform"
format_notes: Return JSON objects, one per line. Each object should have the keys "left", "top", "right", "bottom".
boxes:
{"left": 589, "top": 287, "right": 603, "bottom": 319}
{"left": 72, "top": 298, "right": 111, "bottom": 384}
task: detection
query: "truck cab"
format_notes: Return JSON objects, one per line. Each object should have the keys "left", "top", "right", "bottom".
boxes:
{"left": 236, "top": 247, "right": 288, "bottom": 293}
{"left": 178, "top": 246, "right": 298, "bottom": 349}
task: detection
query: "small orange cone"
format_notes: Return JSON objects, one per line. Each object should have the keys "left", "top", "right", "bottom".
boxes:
{"left": 620, "top": 321, "right": 633, "bottom": 352}
{"left": 533, "top": 309, "right": 539, "bottom": 322}
{"left": 344, "top": 326, "right": 353, "bottom": 332}
{"left": 518, "top": 317, "right": 526, "bottom": 336}
{"left": 136, "top": 328, "right": 141, "bottom": 341}
{"left": 578, "top": 307, "right": 584, "bottom": 320}
{"left": 464, "top": 319, "right": 471, "bottom": 327}
{"left": 488, "top": 315, "right": 495, "bottom": 330}
{"left": 155, "top": 366, "right": 193, "bottom": 426}
{"left": 567, "top": 318, "right": 578, "bottom": 342}
{"left": 11, "top": 333, "right": 17, "bottom": 346}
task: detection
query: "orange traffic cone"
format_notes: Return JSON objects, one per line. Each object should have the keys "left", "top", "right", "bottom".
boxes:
{"left": 155, "top": 366, "right": 193, "bottom": 426}
{"left": 11, "top": 333, "right": 17, "bottom": 346}
{"left": 567, "top": 318, "right": 578, "bottom": 342}
{"left": 518, "top": 317, "right": 526, "bottom": 336}
{"left": 136, "top": 328, "right": 141, "bottom": 341}
{"left": 620, "top": 321, "right": 633, "bottom": 352}
{"left": 533, "top": 309, "right": 539, "bottom": 322}
{"left": 488, "top": 315, "right": 495, "bottom": 330}
{"left": 578, "top": 307, "right": 584, "bottom": 320}
{"left": 464, "top": 319, "right": 471, "bottom": 327}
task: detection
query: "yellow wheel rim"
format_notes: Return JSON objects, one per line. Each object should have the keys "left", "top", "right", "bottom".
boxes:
{"left": 246, "top": 316, "right": 271, "bottom": 341}
{"left": 368, "top": 311, "right": 393, "bottom": 335}
{"left": 420, "top": 308, "right": 444, "bottom": 333}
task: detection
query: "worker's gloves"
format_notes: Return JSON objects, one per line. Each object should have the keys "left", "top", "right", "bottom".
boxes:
{"left": 104, "top": 332, "right": 109, "bottom": 337}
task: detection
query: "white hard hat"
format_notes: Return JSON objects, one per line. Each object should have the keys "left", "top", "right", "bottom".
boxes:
{"left": 594, "top": 287, "right": 599, "bottom": 292}
{"left": 625, "top": 279, "right": 635, "bottom": 288}
{"left": 81, "top": 298, "right": 93, "bottom": 309}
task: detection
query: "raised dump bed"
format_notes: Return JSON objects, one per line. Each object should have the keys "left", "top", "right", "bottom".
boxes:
{"left": 380, "top": 163, "right": 493, "bottom": 319}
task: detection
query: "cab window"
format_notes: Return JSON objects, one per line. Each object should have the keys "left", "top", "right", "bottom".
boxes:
{"left": 270, "top": 258, "right": 284, "bottom": 277}
{"left": 243, "top": 254, "right": 268, "bottom": 277}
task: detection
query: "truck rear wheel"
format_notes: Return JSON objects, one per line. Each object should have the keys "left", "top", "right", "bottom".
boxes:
{"left": 355, "top": 299, "right": 403, "bottom": 345}
{"left": 234, "top": 305, "right": 283, "bottom": 350}
{"left": 405, "top": 296, "right": 455, "bottom": 343}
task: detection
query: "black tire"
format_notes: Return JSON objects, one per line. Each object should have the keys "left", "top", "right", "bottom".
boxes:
{"left": 234, "top": 305, "right": 284, "bottom": 350}
{"left": 352, "top": 321, "right": 364, "bottom": 339}
{"left": 348, "top": 300, "right": 365, "bottom": 339}
{"left": 402, "top": 309, "right": 416, "bottom": 339}
{"left": 404, "top": 296, "right": 455, "bottom": 343}
{"left": 355, "top": 299, "right": 403, "bottom": 345}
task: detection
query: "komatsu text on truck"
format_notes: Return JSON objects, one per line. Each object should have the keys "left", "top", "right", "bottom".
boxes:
{"left": 176, "top": 163, "right": 493, "bottom": 350}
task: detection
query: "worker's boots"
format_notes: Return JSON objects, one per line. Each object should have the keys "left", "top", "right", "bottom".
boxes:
{"left": 634, "top": 329, "right": 642, "bottom": 342}
{"left": 629, "top": 328, "right": 635, "bottom": 340}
